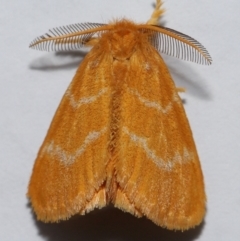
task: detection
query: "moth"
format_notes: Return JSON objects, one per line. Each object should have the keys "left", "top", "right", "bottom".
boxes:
{"left": 28, "top": 0, "right": 212, "bottom": 230}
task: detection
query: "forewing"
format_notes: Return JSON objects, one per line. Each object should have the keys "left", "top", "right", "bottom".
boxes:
{"left": 114, "top": 45, "right": 206, "bottom": 230}
{"left": 28, "top": 49, "right": 112, "bottom": 222}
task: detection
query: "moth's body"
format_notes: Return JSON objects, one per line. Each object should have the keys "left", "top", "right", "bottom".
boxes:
{"left": 106, "top": 21, "right": 142, "bottom": 201}
{"left": 28, "top": 0, "right": 211, "bottom": 231}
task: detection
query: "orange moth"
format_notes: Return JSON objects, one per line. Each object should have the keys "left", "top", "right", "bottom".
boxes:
{"left": 28, "top": 0, "right": 212, "bottom": 230}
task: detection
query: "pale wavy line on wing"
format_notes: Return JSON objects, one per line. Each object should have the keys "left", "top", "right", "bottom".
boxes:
{"left": 123, "top": 126, "right": 192, "bottom": 170}
{"left": 41, "top": 127, "right": 107, "bottom": 165}
{"left": 127, "top": 88, "right": 179, "bottom": 114}
{"left": 66, "top": 87, "right": 109, "bottom": 108}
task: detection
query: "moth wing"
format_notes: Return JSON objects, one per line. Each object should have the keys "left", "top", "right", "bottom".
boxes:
{"left": 114, "top": 46, "right": 206, "bottom": 230}
{"left": 28, "top": 49, "right": 112, "bottom": 222}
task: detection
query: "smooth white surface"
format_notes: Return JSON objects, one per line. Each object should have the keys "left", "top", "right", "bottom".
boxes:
{"left": 0, "top": 0, "right": 239, "bottom": 240}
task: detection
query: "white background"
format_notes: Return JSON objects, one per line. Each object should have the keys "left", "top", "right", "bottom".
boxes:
{"left": 1, "top": 0, "right": 239, "bottom": 240}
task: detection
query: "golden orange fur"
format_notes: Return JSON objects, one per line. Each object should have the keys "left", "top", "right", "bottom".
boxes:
{"left": 28, "top": 0, "right": 211, "bottom": 230}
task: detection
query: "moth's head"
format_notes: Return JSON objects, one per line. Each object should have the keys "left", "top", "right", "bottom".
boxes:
{"left": 107, "top": 21, "right": 140, "bottom": 61}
